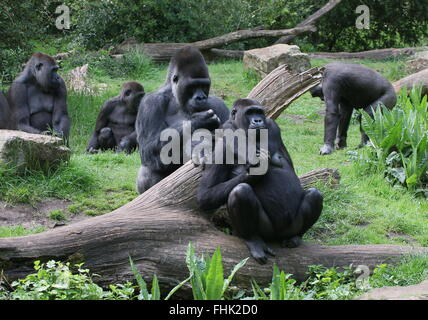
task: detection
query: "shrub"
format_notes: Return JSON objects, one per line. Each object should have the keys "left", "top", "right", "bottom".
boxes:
{"left": 356, "top": 87, "right": 428, "bottom": 197}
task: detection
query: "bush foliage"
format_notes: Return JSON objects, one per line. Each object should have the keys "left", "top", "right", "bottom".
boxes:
{"left": 355, "top": 87, "right": 428, "bottom": 197}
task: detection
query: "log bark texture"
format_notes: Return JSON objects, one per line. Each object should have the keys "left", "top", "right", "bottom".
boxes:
{"left": 1, "top": 67, "right": 425, "bottom": 296}
{"left": 392, "top": 68, "right": 428, "bottom": 96}
{"left": 275, "top": 0, "right": 342, "bottom": 44}
{"left": 308, "top": 47, "right": 427, "bottom": 60}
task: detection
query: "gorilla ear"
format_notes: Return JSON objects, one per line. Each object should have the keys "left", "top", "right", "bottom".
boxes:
{"left": 35, "top": 63, "right": 43, "bottom": 71}
{"left": 231, "top": 108, "right": 237, "bottom": 120}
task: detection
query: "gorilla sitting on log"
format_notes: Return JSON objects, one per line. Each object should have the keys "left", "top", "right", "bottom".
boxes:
{"left": 136, "top": 46, "right": 229, "bottom": 194}
{"left": 8, "top": 52, "right": 70, "bottom": 140}
{"left": 311, "top": 62, "right": 396, "bottom": 155}
{"left": 0, "top": 92, "right": 12, "bottom": 129}
{"left": 87, "top": 82, "right": 145, "bottom": 154}
{"left": 197, "top": 98, "right": 323, "bottom": 264}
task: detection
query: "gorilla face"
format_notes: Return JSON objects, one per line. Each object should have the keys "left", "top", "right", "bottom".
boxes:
{"left": 170, "top": 46, "right": 212, "bottom": 114}
{"left": 32, "top": 54, "right": 61, "bottom": 92}
{"left": 173, "top": 75, "right": 211, "bottom": 113}
{"left": 231, "top": 99, "right": 267, "bottom": 131}
{"left": 121, "top": 82, "right": 145, "bottom": 111}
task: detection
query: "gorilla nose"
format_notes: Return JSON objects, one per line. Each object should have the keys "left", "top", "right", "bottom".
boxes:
{"left": 196, "top": 95, "right": 207, "bottom": 102}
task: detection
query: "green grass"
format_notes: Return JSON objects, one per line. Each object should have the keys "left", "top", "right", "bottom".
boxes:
{"left": 0, "top": 225, "right": 46, "bottom": 238}
{"left": 1, "top": 56, "right": 427, "bottom": 249}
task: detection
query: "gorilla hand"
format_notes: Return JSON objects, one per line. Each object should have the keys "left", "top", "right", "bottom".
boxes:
{"left": 117, "top": 137, "right": 132, "bottom": 154}
{"left": 191, "top": 109, "right": 220, "bottom": 131}
{"left": 244, "top": 148, "right": 269, "bottom": 184}
{"left": 320, "top": 144, "right": 333, "bottom": 155}
{"left": 86, "top": 146, "right": 98, "bottom": 154}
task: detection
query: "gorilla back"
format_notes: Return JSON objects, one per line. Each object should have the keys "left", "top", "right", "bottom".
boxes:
{"left": 136, "top": 46, "right": 229, "bottom": 194}
{"left": 312, "top": 62, "right": 396, "bottom": 155}
{"left": 8, "top": 52, "right": 70, "bottom": 140}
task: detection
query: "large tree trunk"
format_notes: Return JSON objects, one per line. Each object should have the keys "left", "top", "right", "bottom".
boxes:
{"left": 112, "top": 26, "right": 315, "bottom": 62}
{"left": 393, "top": 68, "right": 428, "bottom": 96}
{"left": 1, "top": 67, "right": 425, "bottom": 297}
{"left": 275, "top": 0, "right": 342, "bottom": 44}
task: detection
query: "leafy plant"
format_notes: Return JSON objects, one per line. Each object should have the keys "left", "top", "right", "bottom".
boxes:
{"left": 250, "top": 264, "right": 361, "bottom": 300}
{"left": 3, "top": 260, "right": 134, "bottom": 300}
{"left": 185, "top": 243, "right": 248, "bottom": 300}
{"left": 358, "top": 87, "right": 428, "bottom": 196}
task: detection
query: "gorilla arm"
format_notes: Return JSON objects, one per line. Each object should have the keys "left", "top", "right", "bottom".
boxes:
{"left": 87, "top": 101, "right": 115, "bottom": 152}
{"left": 52, "top": 80, "right": 70, "bottom": 140}
{"left": 138, "top": 93, "right": 180, "bottom": 172}
{"left": 9, "top": 82, "right": 41, "bottom": 134}
{"left": 267, "top": 119, "right": 295, "bottom": 170}
{"left": 197, "top": 161, "right": 249, "bottom": 211}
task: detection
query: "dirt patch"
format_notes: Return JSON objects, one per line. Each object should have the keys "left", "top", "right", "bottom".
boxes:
{"left": 386, "top": 231, "right": 417, "bottom": 244}
{"left": 0, "top": 199, "right": 91, "bottom": 229}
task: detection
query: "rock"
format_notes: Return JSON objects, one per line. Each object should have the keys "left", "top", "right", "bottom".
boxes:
{"left": 0, "top": 130, "right": 71, "bottom": 172}
{"left": 244, "top": 44, "right": 311, "bottom": 78}
{"left": 357, "top": 280, "right": 428, "bottom": 300}
{"left": 65, "top": 64, "right": 90, "bottom": 94}
{"left": 414, "top": 50, "right": 428, "bottom": 60}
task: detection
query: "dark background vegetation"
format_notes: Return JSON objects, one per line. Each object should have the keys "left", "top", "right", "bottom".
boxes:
{"left": 1, "top": 0, "right": 427, "bottom": 82}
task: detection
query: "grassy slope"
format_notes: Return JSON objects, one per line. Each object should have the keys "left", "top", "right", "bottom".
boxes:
{"left": 0, "top": 57, "right": 427, "bottom": 250}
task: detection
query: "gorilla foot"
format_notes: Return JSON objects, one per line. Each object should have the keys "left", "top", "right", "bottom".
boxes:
{"left": 244, "top": 238, "right": 275, "bottom": 265}
{"left": 281, "top": 236, "right": 302, "bottom": 248}
{"left": 319, "top": 144, "right": 334, "bottom": 155}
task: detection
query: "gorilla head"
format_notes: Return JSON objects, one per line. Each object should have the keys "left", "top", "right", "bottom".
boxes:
{"left": 120, "top": 81, "right": 145, "bottom": 111}
{"left": 26, "top": 52, "right": 61, "bottom": 92}
{"left": 310, "top": 84, "right": 324, "bottom": 101}
{"left": 169, "top": 46, "right": 211, "bottom": 114}
{"left": 231, "top": 98, "right": 267, "bottom": 131}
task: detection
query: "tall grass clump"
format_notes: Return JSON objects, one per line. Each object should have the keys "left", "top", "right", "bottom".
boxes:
{"left": 355, "top": 87, "right": 427, "bottom": 198}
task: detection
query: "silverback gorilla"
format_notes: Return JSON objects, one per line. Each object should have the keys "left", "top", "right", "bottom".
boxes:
{"left": 8, "top": 52, "right": 70, "bottom": 140}
{"left": 311, "top": 62, "right": 396, "bottom": 155}
{"left": 135, "top": 46, "right": 229, "bottom": 194}
{"left": 197, "top": 98, "right": 323, "bottom": 264}
{"left": 87, "top": 82, "right": 145, "bottom": 154}
{"left": 0, "top": 92, "right": 12, "bottom": 129}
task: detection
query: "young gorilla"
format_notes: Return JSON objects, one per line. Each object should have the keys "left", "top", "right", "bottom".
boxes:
{"left": 8, "top": 52, "right": 70, "bottom": 140}
{"left": 135, "top": 46, "right": 229, "bottom": 194}
{"left": 0, "top": 92, "right": 13, "bottom": 129}
{"left": 311, "top": 62, "right": 397, "bottom": 155}
{"left": 87, "top": 82, "right": 145, "bottom": 154}
{"left": 197, "top": 98, "right": 323, "bottom": 264}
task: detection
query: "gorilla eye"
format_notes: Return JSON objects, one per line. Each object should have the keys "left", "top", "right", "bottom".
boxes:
{"left": 172, "top": 75, "right": 179, "bottom": 83}
{"left": 36, "top": 63, "right": 43, "bottom": 71}
{"left": 125, "top": 90, "right": 132, "bottom": 96}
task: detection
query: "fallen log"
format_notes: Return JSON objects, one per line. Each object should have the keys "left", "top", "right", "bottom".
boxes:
{"left": 308, "top": 47, "right": 427, "bottom": 60}
{"left": 111, "top": 25, "right": 315, "bottom": 62}
{"left": 1, "top": 67, "right": 425, "bottom": 296}
{"left": 275, "top": 0, "right": 342, "bottom": 45}
{"left": 393, "top": 68, "right": 428, "bottom": 96}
